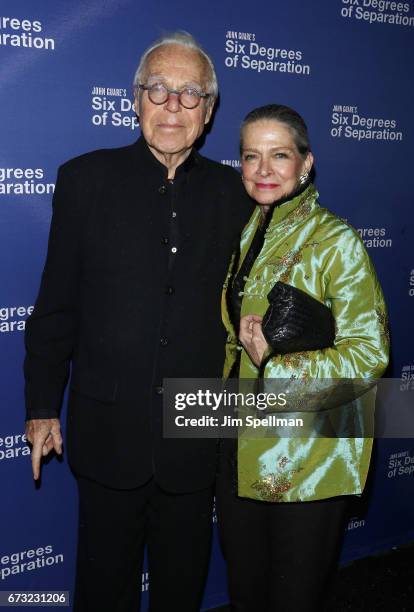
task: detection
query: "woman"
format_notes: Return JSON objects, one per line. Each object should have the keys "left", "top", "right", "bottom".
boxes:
{"left": 217, "top": 104, "right": 389, "bottom": 611}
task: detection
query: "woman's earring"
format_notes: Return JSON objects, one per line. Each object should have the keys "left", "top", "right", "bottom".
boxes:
{"left": 299, "top": 172, "right": 309, "bottom": 185}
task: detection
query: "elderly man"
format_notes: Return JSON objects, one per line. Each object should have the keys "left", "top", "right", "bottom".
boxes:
{"left": 24, "top": 32, "right": 251, "bottom": 611}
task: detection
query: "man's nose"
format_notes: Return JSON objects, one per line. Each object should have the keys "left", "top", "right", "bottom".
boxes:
{"left": 165, "top": 92, "right": 180, "bottom": 113}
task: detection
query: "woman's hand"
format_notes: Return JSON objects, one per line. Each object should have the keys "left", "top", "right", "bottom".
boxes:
{"left": 239, "top": 314, "right": 270, "bottom": 367}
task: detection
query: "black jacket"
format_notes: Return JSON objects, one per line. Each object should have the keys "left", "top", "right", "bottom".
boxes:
{"left": 24, "top": 137, "right": 252, "bottom": 491}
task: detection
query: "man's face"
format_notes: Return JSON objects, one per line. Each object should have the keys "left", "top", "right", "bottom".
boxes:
{"left": 135, "top": 44, "right": 214, "bottom": 159}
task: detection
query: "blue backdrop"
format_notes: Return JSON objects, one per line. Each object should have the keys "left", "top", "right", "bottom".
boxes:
{"left": 1, "top": 1, "right": 413, "bottom": 609}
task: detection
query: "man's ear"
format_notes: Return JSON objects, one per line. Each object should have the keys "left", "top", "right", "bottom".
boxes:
{"left": 134, "top": 92, "right": 140, "bottom": 117}
{"left": 204, "top": 100, "right": 215, "bottom": 125}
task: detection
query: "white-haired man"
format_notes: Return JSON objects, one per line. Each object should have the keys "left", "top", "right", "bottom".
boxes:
{"left": 24, "top": 32, "right": 252, "bottom": 611}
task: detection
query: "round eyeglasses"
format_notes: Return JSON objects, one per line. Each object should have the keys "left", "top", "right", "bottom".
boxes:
{"left": 138, "top": 82, "right": 210, "bottom": 109}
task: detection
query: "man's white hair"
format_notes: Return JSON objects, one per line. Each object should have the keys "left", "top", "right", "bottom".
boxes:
{"left": 133, "top": 31, "right": 218, "bottom": 101}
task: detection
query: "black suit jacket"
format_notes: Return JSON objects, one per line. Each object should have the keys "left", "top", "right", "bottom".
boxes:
{"left": 24, "top": 137, "right": 252, "bottom": 491}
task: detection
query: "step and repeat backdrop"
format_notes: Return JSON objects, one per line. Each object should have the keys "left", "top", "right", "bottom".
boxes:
{"left": 1, "top": 0, "right": 413, "bottom": 609}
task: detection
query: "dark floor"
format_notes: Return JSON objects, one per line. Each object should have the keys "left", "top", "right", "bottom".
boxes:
{"left": 208, "top": 543, "right": 414, "bottom": 611}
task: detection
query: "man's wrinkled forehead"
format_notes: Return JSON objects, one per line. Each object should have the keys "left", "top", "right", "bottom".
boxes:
{"left": 142, "top": 44, "right": 208, "bottom": 88}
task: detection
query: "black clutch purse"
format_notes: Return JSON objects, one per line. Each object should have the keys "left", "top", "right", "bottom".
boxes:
{"left": 262, "top": 282, "right": 336, "bottom": 355}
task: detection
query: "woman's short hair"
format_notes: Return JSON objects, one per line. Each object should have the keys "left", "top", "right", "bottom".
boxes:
{"left": 133, "top": 31, "right": 218, "bottom": 101}
{"left": 240, "top": 104, "right": 311, "bottom": 158}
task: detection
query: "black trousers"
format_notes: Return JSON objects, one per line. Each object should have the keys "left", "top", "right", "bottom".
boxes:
{"left": 73, "top": 476, "right": 213, "bottom": 612}
{"left": 216, "top": 445, "right": 349, "bottom": 612}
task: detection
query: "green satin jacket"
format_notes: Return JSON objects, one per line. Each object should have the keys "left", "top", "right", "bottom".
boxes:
{"left": 222, "top": 184, "right": 389, "bottom": 502}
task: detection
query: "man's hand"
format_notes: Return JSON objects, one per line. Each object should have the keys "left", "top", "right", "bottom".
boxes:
{"left": 25, "top": 418, "right": 63, "bottom": 480}
{"left": 239, "top": 314, "right": 270, "bottom": 368}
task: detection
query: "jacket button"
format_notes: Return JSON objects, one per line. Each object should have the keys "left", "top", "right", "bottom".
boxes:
{"left": 155, "top": 386, "right": 164, "bottom": 395}
{"left": 165, "top": 286, "right": 174, "bottom": 295}
{"left": 161, "top": 237, "right": 169, "bottom": 245}
{"left": 160, "top": 337, "right": 169, "bottom": 346}
{"left": 158, "top": 185, "right": 167, "bottom": 194}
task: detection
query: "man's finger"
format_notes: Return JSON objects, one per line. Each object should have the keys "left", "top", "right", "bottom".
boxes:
{"left": 42, "top": 435, "right": 53, "bottom": 456}
{"left": 31, "top": 439, "right": 44, "bottom": 480}
{"left": 25, "top": 418, "right": 62, "bottom": 479}
{"left": 52, "top": 430, "right": 63, "bottom": 455}
{"left": 41, "top": 430, "right": 63, "bottom": 456}
{"left": 25, "top": 423, "right": 34, "bottom": 445}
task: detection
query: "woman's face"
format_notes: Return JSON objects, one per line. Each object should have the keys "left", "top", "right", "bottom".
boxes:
{"left": 241, "top": 119, "right": 313, "bottom": 207}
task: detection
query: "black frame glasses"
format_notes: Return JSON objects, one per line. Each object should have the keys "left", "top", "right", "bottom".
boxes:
{"left": 138, "top": 82, "right": 210, "bottom": 109}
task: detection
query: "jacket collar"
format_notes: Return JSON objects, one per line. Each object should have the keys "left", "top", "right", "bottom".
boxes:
{"left": 133, "top": 135, "right": 200, "bottom": 180}
{"left": 238, "top": 184, "right": 319, "bottom": 271}
{"left": 267, "top": 183, "right": 319, "bottom": 229}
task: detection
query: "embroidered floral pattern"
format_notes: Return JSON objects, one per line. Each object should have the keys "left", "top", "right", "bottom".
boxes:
{"left": 251, "top": 456, "right": 303, "bottom": 502}
{"left": 279, "top": 456, "right": 289, "bottom": 468}
{"left": 376, "top": 308, "right": 390, "bottom": 345}
{"left": 278, "top": 249, "right": 304, "bottom": 283}
{"left": 264, "top": 187, "right": 317, "bottom": 235}
{"left": 271, "top": 240, "right": 320, "bottom": 284}
{"left": 280, "top": 351, "right": 310, "bottom": 369}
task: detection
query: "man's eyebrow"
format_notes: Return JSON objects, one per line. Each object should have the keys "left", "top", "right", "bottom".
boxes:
{"left": 145, "top": 74, "right": 204, "bottom": 89}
